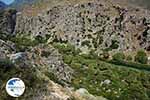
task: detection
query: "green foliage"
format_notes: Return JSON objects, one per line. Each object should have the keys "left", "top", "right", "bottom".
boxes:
{"left": 53, "top": 42, "right": 150, "bottom": 100}
{"left": 92, "top": 35, "right": 103, "bottom": 48}
{"left": 102, "top": 51, "right": 110, "bottom": 59}
{"left": 10, "top": 35, "right": 38, "bottom": 46}
{"left": 9, "top": 34, "right": 51, "bottom": 51}
{"left": 110, "top": 40, "right": 119, "bottom": 49}
{"left": 0, "top": 58, "right": 15, "bottom": 68}
{"left": 102, "top": 40, "right": 119, "bottom": 51}
{"left": 63, "top": 54, "right": 73, "bottom": 64}
{"left": 40, "top": 50, "right": 51, "bottom": 57}
{"left": 135, "top": 50, "right": 148, "bottom": 64}
{"left": 53, "top": 42, "right": 81, "bottom": 55}
{"left": 112, "top": 52, "right": 125, "bottom": 61}
{"left": 44, "top": 71, "right": 59, "bottom": 83}
{"left": 126, "top": 55, "right": 133, "bottom": 61}
{"left": 108, "top": 60, "right": 150, "bottom": 71}
{"left": 81, "top": 40, "right": 91, "bottom": 47}
{"left": 10, "top": 34, "right": 39, "bottom": 51}
{"left": 89, "top": 49, "right": 98, "bottom": 59}
{"left": 35, "top": 35, "right": 50, "bottom": 43}
{"left": 0, "top": 33, "right": 11, "bottom": 40}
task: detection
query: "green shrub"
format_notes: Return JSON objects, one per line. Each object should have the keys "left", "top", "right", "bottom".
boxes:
{"left": 44, "top": 71, "right": 58, "bottom": 83}
{"left": 63, "top": 54, "right": 73, "bottom": 64}
{"left": 0, "top": 58, "right": 14, "bottom": 68}
{"left": 53, "top": 43, "right": 81, "bottom": 55}
{"left": 112, "top": 52, "right": 125, "bottom": 61}
{"left": 10, "top": 34, "right": 39, "bottom": 51}
{"left": 102, "top": 51, "right": 110, "bottom": 59}
{"left": 108, "top": 60, "right": 150, "bottom": 71}
{"left": 110, "top": 40, "right": 119, "bottom": 49}
{"left": 81, "top": 40, "right": 91, "bottom": 47}
{"left": 35, "top": 35, "right": 50, "bottom": 43}
{"left": 89, "top": 49, "right": 98, "bottom": 59}
{"left": 126, "top": 55, "right": 133, "bottom": 61}
{"left": 92, "top": 36, "right": 103, "bottom": 48}
{"left": 135, "top": 50, "right": 148, "bottom": 64}
{"left": 80, "top": 54, "right": 92, "bottom": 59}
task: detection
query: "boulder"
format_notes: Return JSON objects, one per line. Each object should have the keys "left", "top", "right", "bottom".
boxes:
{"left": 76, "top": 88, "right": 107, "bottom": 100}
{"left": 9, "top": 52, "right": 30, "bottom": 67}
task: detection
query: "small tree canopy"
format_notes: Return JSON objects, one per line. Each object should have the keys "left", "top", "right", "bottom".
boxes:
{"left": 112, "top": 52, "right": 125, "bottom": 61}
{"left": 135, "top": 50, "right": 148, "bottom": 64}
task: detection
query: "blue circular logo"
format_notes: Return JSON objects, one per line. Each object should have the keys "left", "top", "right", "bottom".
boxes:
{"left": 6, "top": 78, "right": 25, "bottom": 97}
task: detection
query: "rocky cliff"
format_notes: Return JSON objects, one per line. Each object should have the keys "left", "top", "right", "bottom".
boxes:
{"left": 14, "top": 0, "right": 150, "bottom": 55}
{"left": 0, "top": 9, "right": 17, "bottom": 39}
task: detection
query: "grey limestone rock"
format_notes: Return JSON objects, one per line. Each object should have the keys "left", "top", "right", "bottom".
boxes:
{"left": 14, "top": 0, "right": 150, "bottom": 53}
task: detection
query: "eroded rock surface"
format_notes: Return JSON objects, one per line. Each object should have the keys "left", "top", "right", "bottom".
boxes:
{"left": 30, "top": 44, "right": 73, "bottom": 84}
{"left": 14, "top": 0, "right": 150, "bottom": 53}
{"left": 0, "top": 9, "right": 17, "bottom": 37}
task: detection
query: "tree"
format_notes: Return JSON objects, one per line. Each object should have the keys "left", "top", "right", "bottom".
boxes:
{"left": 112, "top": 52, "right": 125, "bottom": 61}
{"left": 103, "top": 51, "right": 110, "bottom": 59}
{"left": 135, "top": 50, "right": 148, "bottom": 64}
{"left": 126, "top": 55, "right": 133, "bottom": 61}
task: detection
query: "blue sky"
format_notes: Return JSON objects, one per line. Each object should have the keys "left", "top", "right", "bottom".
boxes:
{"left": 0, "top": 0, "right": 14, "bottom": 5}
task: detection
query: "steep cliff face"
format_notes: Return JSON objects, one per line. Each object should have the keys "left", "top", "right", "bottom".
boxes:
{"left": 14, "top": 0, "right": 150, "bottom": 54}
{"left": 0, "top": 9, "right": 17, "bottom": 39}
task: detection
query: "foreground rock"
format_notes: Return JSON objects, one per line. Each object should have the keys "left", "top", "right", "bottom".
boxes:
{"left": 76, "top": 88, "right": 107, "bottom": 100}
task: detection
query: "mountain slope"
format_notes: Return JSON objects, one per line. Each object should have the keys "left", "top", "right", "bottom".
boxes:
{"left": 0, "top": 1, "right": 7, "bottom": 9}
{"left": 9, "top": 0, "right": 36, "bottom": 9}
{"left": 14, "top": 0, "right": 150, "bottom": 54}
{"left": 1, "top": 0, "right": 150, "bottom": 100}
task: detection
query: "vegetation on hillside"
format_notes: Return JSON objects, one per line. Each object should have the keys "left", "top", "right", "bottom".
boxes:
{"left": 53, "top": 42, "right": 150, "bottom": 100}
{"left": 1, "top": 33, "right": 150, "bottom": 100}
{"left": 135, "top": 50, "right": 148, "bottom": 64}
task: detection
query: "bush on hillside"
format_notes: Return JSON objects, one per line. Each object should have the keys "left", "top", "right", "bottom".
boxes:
{"left": 112, "top": 52, "right": 125, "bottom": 61}
{"left": 126, "top": 55, "right": 133, "bottom": 61}
{"left": 102, "top": 51, "right": 110, "bottom": 59}
{"left": 135, "top": 50, "right": 148, "bottom": 64}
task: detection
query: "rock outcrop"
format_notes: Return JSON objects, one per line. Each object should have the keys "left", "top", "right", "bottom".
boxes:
{"left": 0, "top": 9, "right": 17, "bottom": 38}
{"left": 30, "top": 44, "right": 73, "bottom": 84}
